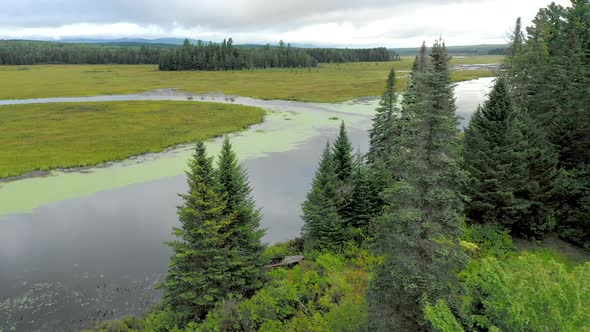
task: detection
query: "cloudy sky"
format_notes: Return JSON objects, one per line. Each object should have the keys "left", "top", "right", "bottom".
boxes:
{"left": 0, "top": 0, "right": 571, "bottom": 47}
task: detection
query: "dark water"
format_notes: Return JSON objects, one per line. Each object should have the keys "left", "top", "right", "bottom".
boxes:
{"left": 0, "top": 127, "right": 369, "bottom": 331}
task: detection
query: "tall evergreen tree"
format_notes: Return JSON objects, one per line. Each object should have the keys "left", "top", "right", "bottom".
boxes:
{"left": 367, "top": 68, "right": 399, "bottom": 166}
{"left": 347, "top": 152, "right": 376, "bottom": 240}
{"left": 462, "top": 78, "right": 525, "bottom": 228}
{"left": 301, "top": 141, "right": 344, "bottom": 251}
{"left": 332, "top": 121, "right": 354, "bottom": 183}
{"left": 503, "top": 17, "right": 529, "bottom": 108}
{"left": 513, "top": 114, "right": 558, "bottom": 237}
{"left": 162, "top": 142, "right": 233, "bottom": 324}
{"left": 368, "top": 40, "right": 466, "bottom": 331}
{"left": 462, "top": 78, "right": 557, "bottom": 237}
{"left": 503, "top": 1, "right": 590, "bottom": 247}
{"left": 217, "top": 136, "right": 266, "bottom": 297}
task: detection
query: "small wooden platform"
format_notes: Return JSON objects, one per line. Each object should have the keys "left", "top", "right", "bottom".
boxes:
{"left": 266, "top": 255, "right": 304, "bottom": 268}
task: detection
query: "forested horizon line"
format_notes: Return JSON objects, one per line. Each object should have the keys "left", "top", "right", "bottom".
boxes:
{"left": 0, "top": 38, "right": 398, "bottom": 69}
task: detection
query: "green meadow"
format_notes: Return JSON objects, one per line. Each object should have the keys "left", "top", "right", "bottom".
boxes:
{"left": 0, "top": 56, "right": 502, "bottom": 103}
{"left": 0, "top": 101, "right": 264, "bottom": 178}
{"left": 0, "top": 55, "right": 501, "bottom": 178}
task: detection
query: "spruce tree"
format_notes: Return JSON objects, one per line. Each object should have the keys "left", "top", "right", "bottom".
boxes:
{"left": 301, "top": 141, "right": 344, "bottom": 251}
{"left": 462, "top": 78, "right": 525, "bottom": 228}
{"left": 332, "top": 121, "right": 354, "bottom": 183}
{"left": 503, "top": 1, "right": 589, "bottom": 247}
{"left": 162, "top": 142, "right": 233, "bottom": 323}
{"left": 347, "top": 152, "right": 376, "bottom": 240}
{"left": 368, "top": 40, "right": 465, "bottom": 331}
{"left": 462, "top": 78, "right": 557, "bottom": 238}
{"left": 367, "top": 68, "right": 399, "bottom": 166}
{"left": 503, "top": 17, "right": 529, "bottom": 108}
{"left": 512, "top": 114, "right": 558, "bottom": 237}
{"left": 217, "top": 136, "right": 266, "bottom": 297}
{"left": 331, "top": 121, "right": 355, "bottom": 228}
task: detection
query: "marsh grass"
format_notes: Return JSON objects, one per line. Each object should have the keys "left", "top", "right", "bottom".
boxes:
{"left": 0, "top": 101, "right": 264, "bottom": 178}
{"left": 0, "top": 56, "right": 502, "bottom": 103}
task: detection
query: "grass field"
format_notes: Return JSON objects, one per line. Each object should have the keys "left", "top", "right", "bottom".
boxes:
{"left": 0, "top": 101, "right": 264, "bottom": 178}
{"left": 0, "top": 56, "right": 502, "bottom": 103}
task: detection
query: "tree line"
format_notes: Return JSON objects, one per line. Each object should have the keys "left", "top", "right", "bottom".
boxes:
{"left": 305, "top": 47, "right": 395, "bottom": 63}
{"left": 158, "top": 39, "right": 396, "bottom": 71}
{"left": 0, "top": 39, "right": 397, "bottom": 69}
{"left": 0, "top": 40, "right": 164, "bottom": 65}
{"left": 158, "top": 39, "right": 318, "bottom": 70}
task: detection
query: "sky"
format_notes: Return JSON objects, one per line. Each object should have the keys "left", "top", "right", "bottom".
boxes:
{"left": 0, "top": 0, "right": 572, "bottom": 47}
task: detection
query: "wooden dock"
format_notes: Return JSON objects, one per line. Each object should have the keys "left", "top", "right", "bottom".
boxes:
{"left": 266, "top": 255, "right": 304, "bottom": 268}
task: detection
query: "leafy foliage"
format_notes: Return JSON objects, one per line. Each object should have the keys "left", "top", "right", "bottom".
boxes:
{"left": 462, "top": 224, "right": 515, "bottom": 258}
{"left": 197, "top": 248, "right": 373, "bottom": 332}
{"left": 461, "top": 253, "right": 590, "bottom": 331}
{"left": 424, "top": 299, "right": 465, "bottom": 332}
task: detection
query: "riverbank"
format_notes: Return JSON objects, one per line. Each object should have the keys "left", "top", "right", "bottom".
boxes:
{"left": 0, "top": 56, "right": 501, "bottom": 102}
{"left": 0, "top": 77, "right": 494, "bottom": 215}
{"left": 0, "top": 100, "right": 265, "bottom": 178}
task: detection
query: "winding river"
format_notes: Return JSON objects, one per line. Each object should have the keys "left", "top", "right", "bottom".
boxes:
{"left": 0, "top": 77, "right": 494, "bottom": 331}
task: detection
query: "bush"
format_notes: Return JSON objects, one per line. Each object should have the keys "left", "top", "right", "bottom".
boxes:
{"left": 424, "top": 299, "right": 464, "bottom": 332}
{"left": 462, "top": 224, "right": 515, "bottom": 258}
{"left": 461, "top": 252, "right": 590, "bottom": 331}
{"left": 198, "top": 250, "right": 370, "bottom": 331}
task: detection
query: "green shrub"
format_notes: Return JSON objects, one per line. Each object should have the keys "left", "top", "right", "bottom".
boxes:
{"left": 198, "top": 250, "right": 370, "bottom": 331}
{"left": 462, "top": 224, "right": 515, "bottom": 258}
{"left": 461, "top": 252, "right": 590, "bottom": 331}
{"left": 424, "top": 299, "right": 464, "bottom": 332}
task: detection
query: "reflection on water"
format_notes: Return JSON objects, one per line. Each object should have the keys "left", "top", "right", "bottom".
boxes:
{"left": 0, "top": 77, "right": 493, "bottom": 331}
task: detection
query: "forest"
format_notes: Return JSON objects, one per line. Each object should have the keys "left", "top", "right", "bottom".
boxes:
{"left": 0, "top": 39, "right": 394, "bottom": 69}
{"left": 87, "top": 1, "right": 590, "bottom": 331}
{"left": 0, "top": 40, "right": 165, "bottom": 65}
{"left": 157, "top": 40, "right": 393, "bottom": 70}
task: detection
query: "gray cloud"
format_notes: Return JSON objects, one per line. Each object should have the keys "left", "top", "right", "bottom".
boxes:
{"left": 2, "top": 0, "right": 470, "bottom": 30}
{"left": 0, "top": 0, "right": 569, "bottom": 47}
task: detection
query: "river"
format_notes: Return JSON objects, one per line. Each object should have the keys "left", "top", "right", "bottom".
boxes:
{"left": 0, "top": 77, "right": 494, "bottom": 331}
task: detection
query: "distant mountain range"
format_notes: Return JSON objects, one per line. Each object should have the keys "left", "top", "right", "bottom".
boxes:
{"left": 2, "top": 37, "right": 506, "bottom": 54}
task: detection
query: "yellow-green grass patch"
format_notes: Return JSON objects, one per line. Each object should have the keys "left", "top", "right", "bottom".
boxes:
{"left": 0, "top": 56, "right": 502, "bottom": 103}
{"left": 0, "top": 101, "right": 264, "bottom": 178}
